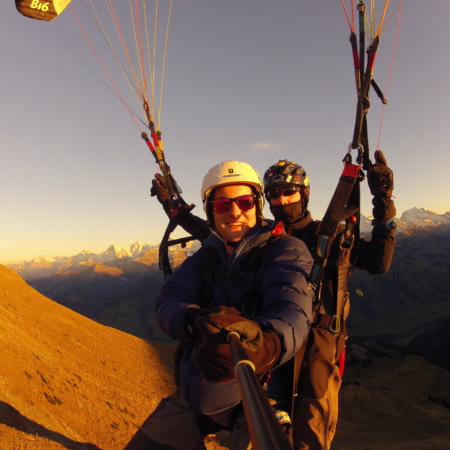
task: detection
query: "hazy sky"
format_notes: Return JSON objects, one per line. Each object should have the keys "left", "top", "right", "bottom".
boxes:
{"left": 2, "top": 1, "right": 450, "bottom": 264}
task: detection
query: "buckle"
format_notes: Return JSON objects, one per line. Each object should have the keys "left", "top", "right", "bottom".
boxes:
{"left": 327, "top": 315, "right": 341, "bottom": 334}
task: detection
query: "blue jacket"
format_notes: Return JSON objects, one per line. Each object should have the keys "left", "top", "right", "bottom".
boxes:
{"left": 155, "top": 220, "right": 314, "bottom": 415}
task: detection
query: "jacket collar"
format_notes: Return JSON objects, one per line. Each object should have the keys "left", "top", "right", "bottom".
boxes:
{"left": 203, "top": 219, "right": 279, "bottom": 264}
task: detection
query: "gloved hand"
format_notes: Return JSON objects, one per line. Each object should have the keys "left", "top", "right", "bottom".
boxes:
{"left": 367, "top": 150, "right": 396, "bottom": 222}
{"left": 194, "top": 307, "right": 281, "bottom": 383}
{"left": 185, "top": 305, "right": 240, "bottom": 339}
{"left": 150, "top": 173, "right": 171, "bottom": 216}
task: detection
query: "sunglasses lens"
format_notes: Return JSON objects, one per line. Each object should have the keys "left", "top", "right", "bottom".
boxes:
{"left": 213, "top": 198, "right": 231, "bottom": 213}
{"left": 267, "top": 190, "right": 280, "bottom": 199}
{"left": 267, "top": 187, "right": 298, "bottom": 199}
{"left": 212, "top": 195, "right": 256, "bottom": 213}
{"left": 284, "top": 188, "right": 298, "bottom": 196}
{"left": 235, "top": 196, "right": 255, "bottom": 211}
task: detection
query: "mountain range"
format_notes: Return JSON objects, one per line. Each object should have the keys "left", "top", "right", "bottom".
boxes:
{"left": 5, "top": 207, "right": 450, "bottom": 350}
{"left": 6, "top": 239, "right": 200, "bottom": 281}
{"left": 7, "top": 207, "right": 450, "bottom": 280}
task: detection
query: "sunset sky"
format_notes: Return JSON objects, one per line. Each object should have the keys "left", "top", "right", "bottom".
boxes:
{"left": 2, "top": 1, "right": 450, "bottom": 264}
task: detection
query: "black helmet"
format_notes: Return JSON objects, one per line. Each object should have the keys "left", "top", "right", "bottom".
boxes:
{"left": 263, "top": 160, "right": 311, "bottom": 217}
{"left": 264, "top": 159, "right": 309, "bottom": 193}
{"left": 263, "top": 160, "right": 309, "bottom": 191}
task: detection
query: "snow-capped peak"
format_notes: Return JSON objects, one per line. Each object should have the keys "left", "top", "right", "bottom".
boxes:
{"left": 103, "top": 244, "right": 133, "bottom": 259}
{"left": 398, "top": 207, "right": 450, "bottom": 228}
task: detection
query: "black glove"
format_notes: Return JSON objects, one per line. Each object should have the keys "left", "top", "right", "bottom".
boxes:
{"left": 150, "top": 173, "right": 171, "bottom": 216}
{"left": 194, "top": 307, "right": 281, "bottom": 383}
{"left": 367, "top": 150, "right": 396, "bottom": 222}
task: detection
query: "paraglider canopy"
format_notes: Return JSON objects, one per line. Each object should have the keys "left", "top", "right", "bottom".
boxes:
{"left": 16, "top": 0, "right": 72, "bottom": 22}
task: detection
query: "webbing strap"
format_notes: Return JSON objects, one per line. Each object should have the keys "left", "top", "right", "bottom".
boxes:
{"left": 336, "top": 249, "right": 351, "bottom": 329}
{"left": 159, "top": 214, "right": 208, "bottom": 279}
{"left": 159, "top": 216, "right": 179, "bottom": 278}
{"left": 309, "top": 163, "right": 361, "bottom": 286}
{"left": 312, "top": 313, "right": 337, "bottom": 331}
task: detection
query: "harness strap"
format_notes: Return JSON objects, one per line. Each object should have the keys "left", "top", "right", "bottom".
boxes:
{"left": 159, "top": 208, "right": 209, "bottom": 279}
{"left": 159, "top": 230, "right": 208, "bottom": 280}
{"left": 312, "top": 312, "right": 338, "bottom": 331}
{"left": 307, "top": 154, "right": 362, "bottom": 380}
{"left": 309, "top": 163, "right": 361, "bottom": 287}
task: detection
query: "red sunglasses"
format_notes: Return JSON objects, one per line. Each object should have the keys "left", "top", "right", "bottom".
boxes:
{"left": 211, "top": 195, "right": 256, "bottom": 214}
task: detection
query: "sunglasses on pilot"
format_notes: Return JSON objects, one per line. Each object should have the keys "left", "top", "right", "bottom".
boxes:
{"left": 266, "top": 186, "right": 301, "bottom": 200}
{"left": 211, "top": 195, "right": 257, "bottom": 214}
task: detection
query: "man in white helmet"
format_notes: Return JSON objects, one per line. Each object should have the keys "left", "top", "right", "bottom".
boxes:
{"left": 123, "top": 161, "right": 314, "bottom": 450}
{"left": 150, "top": 153, "right": 396, "bottom": 450}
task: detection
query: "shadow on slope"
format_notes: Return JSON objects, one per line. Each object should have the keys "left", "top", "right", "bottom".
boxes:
{"left": 0, "top": 401, "right": 100, "bottom": 450}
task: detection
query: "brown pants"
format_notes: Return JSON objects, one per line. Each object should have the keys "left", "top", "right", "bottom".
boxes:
{"left": 124, "top": 386, "right": 251, "bottom": 450}
{"left": 293, "top": 328, "right": 342, "bottom": 450}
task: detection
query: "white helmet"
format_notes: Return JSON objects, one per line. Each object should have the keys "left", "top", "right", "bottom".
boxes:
{"left": 201, "top": 160, "right": 265, "bottom": 217}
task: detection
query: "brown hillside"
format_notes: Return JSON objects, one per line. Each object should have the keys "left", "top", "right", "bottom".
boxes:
{"left": 2, "top": 263, "right": 450, "bottom": 450}
{"left": 0, "top": 264, "right": 176, "bottom": 449}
